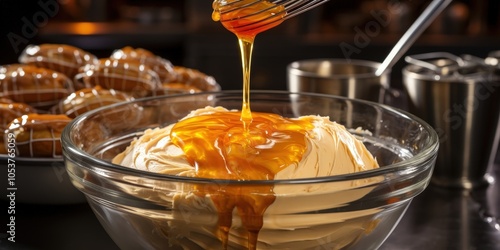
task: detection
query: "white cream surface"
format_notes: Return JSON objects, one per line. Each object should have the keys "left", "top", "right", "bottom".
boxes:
{"left": 112, "top": 106, "right": 379, "bottom": 179}
{"left": 111, "top": 106, "right": 382, "bottom": 250}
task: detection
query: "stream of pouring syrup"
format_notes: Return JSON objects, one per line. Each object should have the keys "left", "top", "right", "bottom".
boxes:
{"left": 212, "top": 3, "right": 286, "bottom": 248}
{"left": 214, "top": 2, "right": 286, "bottom": 248}
{"left": 212, "top": 0, "right": 286, "bottom": 125}
{"left": 171, "top": 1, "right": 290, "bottom": 249}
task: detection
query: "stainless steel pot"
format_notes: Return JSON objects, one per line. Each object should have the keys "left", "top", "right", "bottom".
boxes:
{"left": 287, "top": 59, "right": 391, "bottom": 103}
{"left": 403, "top": 52, "right": 500, "bottom": 189}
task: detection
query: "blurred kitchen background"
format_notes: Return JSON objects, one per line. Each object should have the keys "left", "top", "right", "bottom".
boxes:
{"left": 0, "top": 0, "right": 499, "bottom": 90}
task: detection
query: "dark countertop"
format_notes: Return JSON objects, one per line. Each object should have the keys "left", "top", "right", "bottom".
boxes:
{"left": 1, "top": 162, "right": 499, "bottom": 250}
{"left": 381, "top": 166, "right": 500, "bottom": 250}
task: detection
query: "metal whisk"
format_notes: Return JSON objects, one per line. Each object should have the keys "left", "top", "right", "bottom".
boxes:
{"left": 215, "top": 0, "right": 330, "bottom": 32}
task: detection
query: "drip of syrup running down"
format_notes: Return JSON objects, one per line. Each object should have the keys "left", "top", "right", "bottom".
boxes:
{"left": 171, "top": 1, "right": 294, "bottom": 249}
{"left": 171, "top": 111, "right": 314, "bottom": 249}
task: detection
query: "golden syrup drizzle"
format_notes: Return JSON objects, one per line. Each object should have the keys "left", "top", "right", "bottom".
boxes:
{"left": 170, "top": 111, "right": 314, "bottom": 249}
{"left": 212, "top": 0, "right": 286, "bottom": 124}
{"left": 171, "top": 1, "right": 289, "bottom": 249}
{"left": 239, "top": 37, "right": 253, "bottom": 127}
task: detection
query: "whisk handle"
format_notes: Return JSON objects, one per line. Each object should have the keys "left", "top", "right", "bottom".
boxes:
{"left": 375, "top": 0, "right": 453, "bottom": 77}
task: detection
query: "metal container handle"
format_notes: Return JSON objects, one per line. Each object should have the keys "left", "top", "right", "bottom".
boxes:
{"left": 405, "top": 52, "right": 465, "bottom": 75}
{"left": 460, "top": 54, "right": 489, "bottom": 66}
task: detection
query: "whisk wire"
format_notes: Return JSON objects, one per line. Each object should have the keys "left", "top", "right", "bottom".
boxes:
{"left": 219, "top": 0, "right": 329, "bottom": 32}
{"left": 220, "top": 0, "right": 262, "bottom": 14}
{"left": 280, "top": 0, "right": 329, "bottom": 20}
{"left": 229, "top": 11, "right": 287, "bottom": 33}
{"left": 220, "top": 1, "right": 286, "bottom": 22}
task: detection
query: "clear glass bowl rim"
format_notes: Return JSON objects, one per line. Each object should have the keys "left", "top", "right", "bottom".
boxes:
{"left": 61, "top": 90, "right": 439, "bottom": 185}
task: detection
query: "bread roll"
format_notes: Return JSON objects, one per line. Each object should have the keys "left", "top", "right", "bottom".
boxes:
{"left": 0, "top": 102, "right": 36, "bottom": 154}
{"left": 158, "top": 82, "right": 202, "bottom": 95}
{"left": 171, "top": 66, "right": 220, "bottom": 92}
{"left": 19, "top": 43, "right": 98, "bottom": 79}
{"left": 0, "top": 64, "right": 74, "bottom": 109}
{"left": 5, "top": 114, "right": 72, "bottom": 157}
{"left": 77, "top": 58, "right": 162, "bottom": 98}
{"left": 53, "top": 85, "right": 133, "bottom": 118}
{"left": 110, "top": 46, "right": 178, "bottom": 83}
{"left": 0, "top": 102, "right": 37, "bottom": 154}
{"left": 1, "top": 102, "right": 37, "bottom": 130}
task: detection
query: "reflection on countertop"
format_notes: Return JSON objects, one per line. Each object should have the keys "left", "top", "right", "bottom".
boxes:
{"left": 382, "top": 164, "right": 500, "bottom": 250}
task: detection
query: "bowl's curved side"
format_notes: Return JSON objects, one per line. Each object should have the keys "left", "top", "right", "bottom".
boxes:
{"left": 83, "top": 192, "right": 412, "bottom": 250}
{"left": 61, "top": 91, "right": 439, "bottom": 249}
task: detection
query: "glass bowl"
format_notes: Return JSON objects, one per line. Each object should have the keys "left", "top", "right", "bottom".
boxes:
{"left": 61, "top": 90, "right": 439, "bottom": 250}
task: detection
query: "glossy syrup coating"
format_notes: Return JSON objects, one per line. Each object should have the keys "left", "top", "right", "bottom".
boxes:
{"left": 110, "top": 46, "right": 178, "bottom": 83}
{"left": 0, "top": 64, "right": 74, "bottom": 109}
{"left": 170, "top": 66, "right": 220, "bottom": 91}
{"left": 171, "top": 111, "right": 312, "bottom": 180}
{"left": 77, "top": 58, "right": 162, "bottom": 98}
{"left": 19, "top": 43, "right": 98, "bottom": 78}
{"left": 111, "top": 47, "right": 220, "bottom": 94}
{"left": 212, "top": 0, "right": 286, "bottom": 40}
{"left": 53, "top": 85, "right": 133, "bottom": 118}
{"left": 0, "top": 101, "right": 37, "bottom": 154}
{"left": 6, "top": 113, "right": 72, "bottom": 157}
{"left": 0, "top": 102, "right": 37, "bottom": 130}
{"left": 157, "top": 83, "right": 202, "bottom": 95}
{"left": 170, "top": 108, "right": 313, "bottom": 249}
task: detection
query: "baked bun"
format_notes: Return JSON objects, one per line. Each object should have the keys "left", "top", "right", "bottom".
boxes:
{"left": 52, "top": 85, "right": 133, "bottom": 118}
{"left": 171, "top": 66, "right": 220, "bottom": 92}
{"left": 0, "top": 102, "right": 37, "bottom": 131}
{"left": 19, "top": 43, "right": 98, "bottom": 79}
{"left": 0, "top": 64, "right": 74, "bottom": 109}
{"left": 158, "top": 83, "right": 202, "bottom": 95}
{"left": 111, "top": 46, "right": 178, "bottom": 83}
{"left": 0, "top": 102, "right": 37, "bottom": 154}
{"left": 75, "top": 58, "right": 162, "bottom": 98}
{"left": 5, "top": 113, "right": 72, "bottom": 157}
